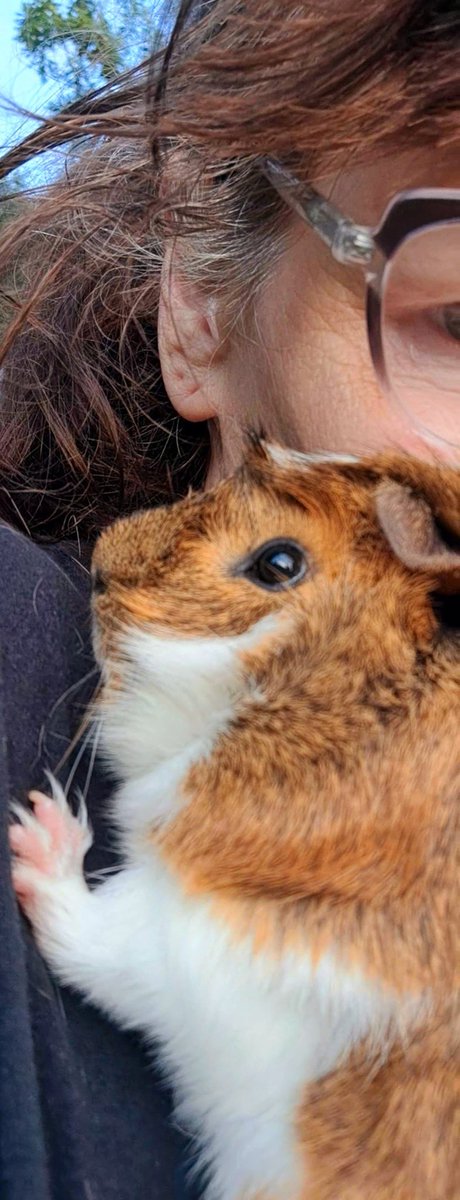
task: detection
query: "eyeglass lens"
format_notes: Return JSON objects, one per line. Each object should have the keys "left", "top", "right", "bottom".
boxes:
{"left": 381, "top": 222, "right": 460, "bottom": 449}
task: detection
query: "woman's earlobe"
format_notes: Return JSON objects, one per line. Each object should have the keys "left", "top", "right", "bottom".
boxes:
{"left": 158, "top": 247, "right": 224, "bottom": 422}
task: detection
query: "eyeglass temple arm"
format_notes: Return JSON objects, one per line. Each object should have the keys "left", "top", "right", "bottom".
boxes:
{"left": 260, "top": 157, "right": 375, "bottom": 267}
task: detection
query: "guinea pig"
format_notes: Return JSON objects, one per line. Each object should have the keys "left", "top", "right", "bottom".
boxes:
{"left": 10, "top": 440, "right": 459, "bottom": 1200}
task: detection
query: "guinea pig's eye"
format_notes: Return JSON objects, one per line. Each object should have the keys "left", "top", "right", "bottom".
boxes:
{"left": 238, "top": 539, "right": 308, "bottom": 591}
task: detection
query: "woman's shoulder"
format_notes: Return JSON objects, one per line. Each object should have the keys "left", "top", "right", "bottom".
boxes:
{"left": 0, "top": 524, "right": 93, "bottom": 679}
{"left": 0, "top": 523, "right": 92, "bottom": 602}
{"left": 0, "top": 524, "right": 95, "bottom": 796}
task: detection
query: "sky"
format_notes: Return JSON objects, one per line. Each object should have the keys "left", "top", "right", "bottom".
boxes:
{"left": 0, "top": 0, "right": 172, "bottom": 184}
{"left": 0, "top": 0, "right": 59, "bottom": 162}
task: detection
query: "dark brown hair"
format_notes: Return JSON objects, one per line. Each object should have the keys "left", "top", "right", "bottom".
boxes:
{"left": 0, "top": 0, "right": 458, "bottom": 541}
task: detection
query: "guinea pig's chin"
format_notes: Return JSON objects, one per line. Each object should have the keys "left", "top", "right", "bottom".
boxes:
{"left": 90, "top": 616, "right": 105, "bottom": 673}
{"left": 90, "top": 608, "right": 128, "bottom": 679}
{"left": 91, "top": 612, "right": 292, "bottom": 783}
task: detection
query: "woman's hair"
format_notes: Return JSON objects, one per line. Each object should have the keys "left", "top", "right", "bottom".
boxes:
{"left": 0, "top": 0, "right": 458, "bottom": 541}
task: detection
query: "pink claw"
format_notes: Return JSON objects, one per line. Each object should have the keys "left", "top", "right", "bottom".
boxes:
{"left": 9, "top": 786, "right": 91, "bottom": 911}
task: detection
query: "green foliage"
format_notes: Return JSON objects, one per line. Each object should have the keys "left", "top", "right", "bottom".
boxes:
{"left": 0, "top": 176, "right": 25, "bottom": 335}
{"left": 0, "top": 176, "right": 23, "bottom": 231}
{"left": 16, "top": 0, "right": 162, "bottom": 103}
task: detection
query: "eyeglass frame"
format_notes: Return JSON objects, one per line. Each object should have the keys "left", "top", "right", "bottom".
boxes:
{"left": 260, "top": 156, "right": 460, "bottom": 445}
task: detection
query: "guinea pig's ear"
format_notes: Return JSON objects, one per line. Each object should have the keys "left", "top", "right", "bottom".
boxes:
{"left": 376, "top": 478, "right": 460, "bottom": 594}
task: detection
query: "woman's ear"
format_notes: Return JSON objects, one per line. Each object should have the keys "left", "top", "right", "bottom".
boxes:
{"left": 158, "top": 242, "right": 224, "bottom": 422}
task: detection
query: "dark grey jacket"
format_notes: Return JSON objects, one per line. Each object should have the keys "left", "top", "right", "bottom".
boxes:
{"left": 0, "top": 525, "right": 191, "bottom": 1200}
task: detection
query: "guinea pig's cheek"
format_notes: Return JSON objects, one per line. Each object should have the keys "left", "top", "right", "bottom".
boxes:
{"left": 235, "top": 610, "right": 296, "bottom": 671}
{"left": 112, "top": 587, "right": 165, "bottom": 627}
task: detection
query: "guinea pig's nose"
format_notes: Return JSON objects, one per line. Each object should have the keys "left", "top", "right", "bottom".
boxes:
{"left": 92, "top": 567, "right": 108, "bottom": 596}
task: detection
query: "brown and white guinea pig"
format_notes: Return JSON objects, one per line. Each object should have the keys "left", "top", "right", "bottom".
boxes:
{"left": 10, "top": 440, "right": 459, "bottom": 1200}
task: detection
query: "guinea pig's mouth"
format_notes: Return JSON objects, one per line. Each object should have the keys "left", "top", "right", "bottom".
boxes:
{"left": 91, "top": 567, "right": 108, "bottom": 597}
{"left": 90, "top": 576, "right": 137, "bottom": 674}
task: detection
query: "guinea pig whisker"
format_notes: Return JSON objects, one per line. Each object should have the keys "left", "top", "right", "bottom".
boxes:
{"left": 63, "top": 714, "right": 101, "bottom": 801}
{"left": 80, "top": 717, "right": 103, "bottom": 809}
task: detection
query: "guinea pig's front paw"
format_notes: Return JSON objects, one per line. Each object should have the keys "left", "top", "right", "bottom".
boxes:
{"left": 9, "top": 780, "right": 92, "bottom": 923}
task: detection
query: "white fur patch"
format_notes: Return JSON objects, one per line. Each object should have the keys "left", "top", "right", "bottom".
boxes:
{"left": 266, "top": 446, "right": 359, "bottom": 470}
{"left": 99, "top": 614, "right": 282, "bottom": 835}
{"left": 30, "top": 841, "right": 419, "bottom": 1200}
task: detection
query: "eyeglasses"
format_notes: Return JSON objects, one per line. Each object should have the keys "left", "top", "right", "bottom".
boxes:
{"left": 260, "top": 157, "right": 460, "bottom": 452}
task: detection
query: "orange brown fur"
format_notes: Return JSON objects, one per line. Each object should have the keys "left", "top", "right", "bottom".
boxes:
{"left": 93, "top": 442, "right": 459, "bottom": 1198}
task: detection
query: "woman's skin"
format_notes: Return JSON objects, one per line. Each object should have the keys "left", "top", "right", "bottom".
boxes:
{"left": 158, "top": 146, "right": 460, "bottom": 482}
